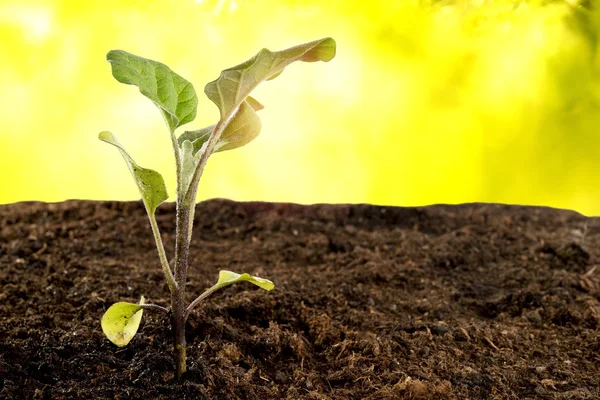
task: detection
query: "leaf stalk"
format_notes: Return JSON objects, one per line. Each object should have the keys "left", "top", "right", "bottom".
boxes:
{"left": 147, "top": 211, "right": 177, "bottom": 292}
{"left": 184, "top": 284, "right": 220, "bottom": 321}
{"left": 139, "top": 303, "right": 169, "bottom": 314}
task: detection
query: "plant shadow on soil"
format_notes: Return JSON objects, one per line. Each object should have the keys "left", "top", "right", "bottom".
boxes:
{"left": 1, "top": 199, "right": 599, "bottom": 399}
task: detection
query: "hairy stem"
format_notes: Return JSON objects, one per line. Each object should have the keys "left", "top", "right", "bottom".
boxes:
{"left": 187, "top": 202, "right": 196, "bottom": 245}
{"left": 171, "top": 291, "right": 186, "bottom": 380}
{"left": 171, "top": 195, "right": 194, "bottom": 380}
{"left": 169, "top": 108, "right": 240, "bottom": 377}
{"left": 147, "top": 211, "right": 176, "bottom": 292}
{"left": 170, "top": 129, "right": 182, "bottom": 194}
{"left": 174, "top": 204, "right": 192, "bottom": 286}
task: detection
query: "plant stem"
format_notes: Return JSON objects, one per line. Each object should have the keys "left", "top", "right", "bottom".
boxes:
{"left": 169, "top": 107, "right": 240, "bottom": 378}
{"left": 169, "top": 129, "right": 182, "bottom": 197}
{"left": 148, "top": 212, "right": 176, "bottom": 292}
{"left": 174, "top": 203, "right": 192, "bottom": 286}
{"left": 171, "top": 199, "right": 193, "bottom": 380}
{"left": 171, "top": 107, "right": 239, "bottom": 379}
{"left": 171, "top": 289, "right": 187, "bottom": 379}
{"left": 139, "top": 303, "right": 169, "bottom": 314}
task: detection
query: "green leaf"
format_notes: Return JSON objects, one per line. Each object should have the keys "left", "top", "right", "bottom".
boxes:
{"left": 215, "top": 270, "right": 274, "bottom": 291}
{"left": 107, "top": 50, "right": 198, "bottom": 132}
{"left": 179, "top": 139, "right": 203, "bottom": 198}
{"left": 216, "top": 101, "right": 262, "bottom": 152}
{"left": 101, "top": 296, "right": 145, "bottom": 347}
{"left": 99, "top": 131, "right": 168, "bottom": 213}
{"left": 178, "top": 126, "right": 213, "bottom": 155}
{"left": 204, "top": 37, "right": 336, "bottom": 119}
{"left": 178, "top": 99, "right": 262, "bottom": 154}
{"left": 185, "top": 270, "right": 274, "bottom": 319}
{"left": 244, "top": 96, "right": 264, "bottom": 111}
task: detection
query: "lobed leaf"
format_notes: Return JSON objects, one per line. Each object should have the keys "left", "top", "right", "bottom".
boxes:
{"left": 204, "top": 37, "right": 336, "bottom": 119}
{"left": 107, "top": 50, "right": 198, "bottom": 132}
{"left": 99, "top": 131, "right": 168, "bottom": 213}
{"left": 101, "top": 296, "right": 145, "bottom": 347}
{"left": 215, "top": 270, "right": 274, "bottom": 291}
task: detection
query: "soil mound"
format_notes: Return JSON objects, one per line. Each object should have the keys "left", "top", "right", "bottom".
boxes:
{"left": 1, "top": 200, "right": 599, "bottom": 399}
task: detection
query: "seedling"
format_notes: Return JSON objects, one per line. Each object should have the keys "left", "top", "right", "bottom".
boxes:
{"left": 98, "top": 38, "right": 336, "bottom": 379}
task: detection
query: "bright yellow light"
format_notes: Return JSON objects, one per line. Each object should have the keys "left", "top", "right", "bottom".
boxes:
{"left": 194, "top": 0, "right": 239, "bottom": 14}
{"left": 1, "top": 0, "right": 599, "bottom": 216}
{"left": 0, "top": 4, "right": 53, "bottom": 43}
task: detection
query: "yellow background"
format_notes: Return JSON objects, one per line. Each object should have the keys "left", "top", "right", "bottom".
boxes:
{"left": 1, "top": 0, "right": 599, "bottom": 215}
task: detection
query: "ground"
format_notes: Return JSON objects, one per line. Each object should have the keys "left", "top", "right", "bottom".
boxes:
{"left": 1, "top": 199, "right": 599, "bottom": 399}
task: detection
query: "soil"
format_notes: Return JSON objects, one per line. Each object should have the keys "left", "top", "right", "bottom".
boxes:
{"left": 1, "top": 199, "right": 599, "bottom": 400}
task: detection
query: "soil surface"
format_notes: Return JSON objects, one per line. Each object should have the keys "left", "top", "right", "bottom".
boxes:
{"left": 1, "top": 199, "right": 599, "bottom": 399}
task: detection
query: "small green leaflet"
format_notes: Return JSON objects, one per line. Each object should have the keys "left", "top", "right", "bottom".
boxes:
{"left": 215, "top": 270, "right": 274, "bottom": 291}
{"left": 178, "top": 139, "right": 203, "bottom": 198}
{"left": 107, "top": 50, "right": 198, "bottom": 132}
{"left": 178, "top": 126, "right": 213, "bottom": 155}
{"left": 186, "top": 271, "right": 273, "bottom": 317}
{"left": 99, "top": 131, "right": 168, "bottom": 213}
{"left": 178, "top": 97, "right": 262, "bottom": 155}
{"left": 204, "top": 37, "right": 336, "bottom": 118}
{"left": 101, "top": 296, "right": 145, "bottom": 347}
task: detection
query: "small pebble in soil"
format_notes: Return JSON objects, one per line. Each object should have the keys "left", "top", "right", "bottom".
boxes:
{"left": 430, "top": 323, "right": 452, "bottom": 335}
{"left": 305, "top": 377, "right": 313, "bottom": 390}
{"left": 525, "top": 309, "right": 542, "bottom": 324}
{"left": 275, "top": 370, "right": 287, "bottom": 384}
{"left": 418, "top": 346, "right": 431, "bottom": 357}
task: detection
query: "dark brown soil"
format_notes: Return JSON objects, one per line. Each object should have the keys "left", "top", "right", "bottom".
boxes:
{"left": 1, "top": 200, "right": 599, "bottom": 399}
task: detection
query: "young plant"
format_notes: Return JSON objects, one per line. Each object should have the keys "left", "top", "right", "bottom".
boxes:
{"left": 98, "top": 38, "right": 336, "bottom": 379}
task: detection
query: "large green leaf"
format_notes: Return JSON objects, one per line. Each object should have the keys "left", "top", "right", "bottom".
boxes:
{"left": 101, "top": 296, "right": 145, "bottom": 347}
{"left": 107, "top": 50, "right": 198, "bottom": 132}
{"left": 99, "top": 131, "right": 168, "bottom": 213}
{"left": 178, "top": 98, "right": 262, "bottom": 155}
{"left": 204, "top": 37, "right": 336, "bottom": 119}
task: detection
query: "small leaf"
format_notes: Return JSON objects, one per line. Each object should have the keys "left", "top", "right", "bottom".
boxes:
{"left": 179, "top": 139, "right": 203, "bottom": 197}
{"left": 245, "top": 96, "right": 264, "bottom": 111}
{"left": 185, "top": 271, "right": 274, "bottom": 318}
{"left": 99, "top": 131, "right": 168, "bottom": 213}
{"left": 216, "top": 101, "right": 262, "bottom": 152}
{"left": 215, "top": 270, "right": 275, "bottom": 291}
{"left": 178, "top": 98, "right": 262, "bottom": 154}
{"left": 107, "top": 50, "right": 198, "bottom": 132}
{"left": 101, "top": 296, "right": 145, "bottom": 347}
{"left": 178, "top": 126, "right": 213, "bottom": 155}
{"left": 204, "top": 37, "right": 335, "bottom": 118}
